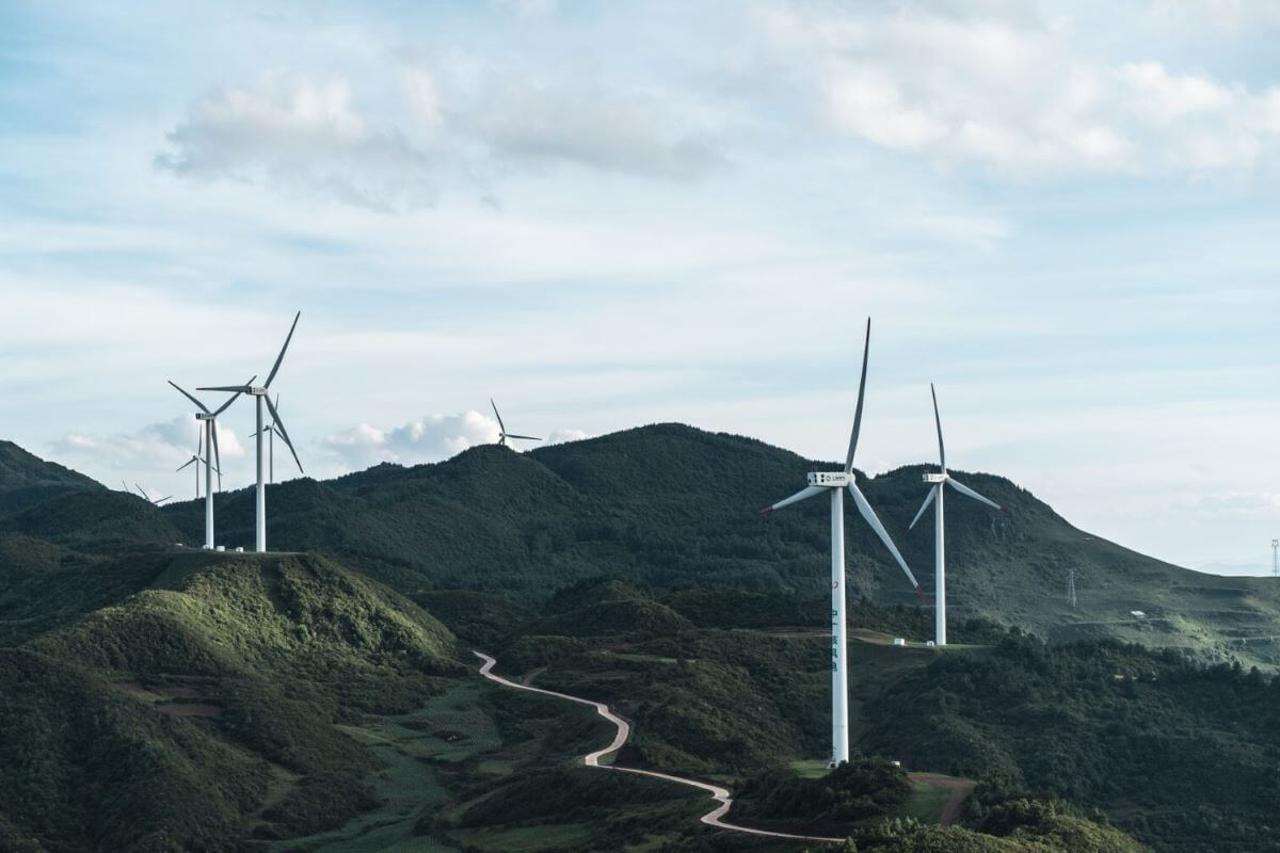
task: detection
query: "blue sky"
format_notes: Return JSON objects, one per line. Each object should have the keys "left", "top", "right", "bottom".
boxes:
{"left": 2, "top": 0, "right": 1279, "bottom": 572}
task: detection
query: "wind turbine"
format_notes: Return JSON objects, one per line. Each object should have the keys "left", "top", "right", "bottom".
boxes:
{"left": 250, "top": 394, "right": 282, "bottom": 483}
{"left": 200, "top": 311, "right": 304, "bottom": 553}
{"left": 908, "top": 384, "right": 1002, "bottom": 647}
{"left": 760, "top": 319, "right": 920, "bottom": 768}
{"left": 133, "top": 484, "right": 172, "bottom": 506}
{"left": 169, "top": 379, "right": 250, "bottom": 549}
{"left": 490, "top": 399, "right": 540, "bottom": 447}
{"left": 177, "top": 425, "right": 220, "bottom": 499}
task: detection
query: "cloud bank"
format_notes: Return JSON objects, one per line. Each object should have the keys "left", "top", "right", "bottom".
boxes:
{"left": 320, "top": 412, "right": 589, "bottom": 471}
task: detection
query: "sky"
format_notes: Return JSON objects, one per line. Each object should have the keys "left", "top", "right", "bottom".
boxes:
{"left": 2, "top": 0, "right": 1279, "bottom": 573}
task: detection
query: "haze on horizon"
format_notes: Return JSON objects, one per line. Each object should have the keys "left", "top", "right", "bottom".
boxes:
{"left": 2, "top": 0, "right": 1278, "bottom": 573}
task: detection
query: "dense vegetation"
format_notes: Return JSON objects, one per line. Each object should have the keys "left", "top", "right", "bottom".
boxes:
{"left": 733, "top": 757, "right": 913, "bottom": 827}
{"left": 865, "top": 636, "right": 1280, "bottom": 853}
{"left": 0, "top": 550, "right": 460, "bottom": 851}
{"left": 0, "top": 432, "right": 1275, "bottom": 852}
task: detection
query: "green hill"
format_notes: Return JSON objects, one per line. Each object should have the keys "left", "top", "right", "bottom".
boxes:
{"left": 0, "top": 440, "right": 103, "bottom": 515}
{"left": 0, "top": 550, "right": 460, "bottom": 851}
{"left": 148, "top": 424, "right": 1280, "bottom": 668}
{"left": 0, "top": 430, "right": 1275, "bottom": 852}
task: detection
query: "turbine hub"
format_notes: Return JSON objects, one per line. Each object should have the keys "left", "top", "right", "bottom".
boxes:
{"left": 807, "top": 471, "right": 852, "bottom": 487}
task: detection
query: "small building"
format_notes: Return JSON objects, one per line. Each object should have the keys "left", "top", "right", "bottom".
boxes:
{"left": 892, "top": 638, "right": 907, "bottom": 647}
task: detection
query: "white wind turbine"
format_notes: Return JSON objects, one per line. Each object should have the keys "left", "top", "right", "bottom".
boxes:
{"left": 175, "top": 430, "right": 215, "bottom": 500}
{"left": 490, "top": 399, "right": 540, "bottom": 447}
{"left": 908, "top": 384, "right": 1002, "bottom": 647}
{"left": 761, "top": 319, "right": 921, "bottom": 768}
{"left": 168, "top": 379, "right": 250, "bottom": 549}
{"left": 200, "top": 312, "right": 304, "bottom": 553}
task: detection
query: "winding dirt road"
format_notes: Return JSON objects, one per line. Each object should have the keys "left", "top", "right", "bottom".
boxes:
{"left": 474, "top": 651, "right": 844, "bottom": 845}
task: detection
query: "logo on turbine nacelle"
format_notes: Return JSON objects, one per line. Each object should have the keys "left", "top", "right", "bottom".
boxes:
{"left": 808, "top": 471, "right": 852, "bottom": 487}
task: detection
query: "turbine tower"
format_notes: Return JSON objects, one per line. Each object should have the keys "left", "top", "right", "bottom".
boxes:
{"left": 490, "top": 399, "right": 540, "bottom": 447}
{"left": 250, "top": 394, "right": 282, "bottom": 483}
{"left": 760, "top": 318, "right": 920, "bottom": 768}
{"left": 908, "top": 384, "right": 1002, "bottom": 646}
{"left": 169, "top": 379, "right": 249, "bottom": 549}
{"left": 1273, "top": 539, "right": 1278, "bottom": 578}
{"left": 200, "top": 312, "right": 304, "bottom": 553}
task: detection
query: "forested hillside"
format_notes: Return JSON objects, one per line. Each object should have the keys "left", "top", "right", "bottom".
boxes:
{"left": 1, "top": 431, "right": 1276, "bottom": 852}
{"left": 146, "top": 423, "right": 1280, "bottom": 668}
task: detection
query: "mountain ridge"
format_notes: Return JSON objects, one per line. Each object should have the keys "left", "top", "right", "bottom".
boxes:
{"left": 4, "top": 424, "right": 1278, "bottom": 668}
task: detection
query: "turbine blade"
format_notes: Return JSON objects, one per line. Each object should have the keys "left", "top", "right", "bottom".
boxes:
{"left": 264, "top": 311, "right": 300, "bottom": 389}
{"left": 265, "top": 394, "right": 304, "bottom": 474}
{"left": 844, "top": 318, "right": 871, "bottom": 474}
{"left": 155, "top": 496, "right": 172, "bottom": 505}
{"left": 168, "top": 380, "right": 210, "bottom": 414}
{"left": 505, "top": 433, "right": 541, "bottom": 441}
{"left": 931, "top": 383, "right": 946, "bottom": 471}
{"left": 760, "top": 484, "right": 825, "bottom": 515}
{"left": 908, "top": 487, "right": 937, "bottom": 530}
{"left": 490, "top": 398, "right": 507, "bottom": 435}
{"left": 135, "top": 484, "right": 149, "bottom": 501}
{"left": 198, "top": 385, "right": 251, "bottom": 393}
{"left": 177, "top": 458, "right": 196, "bottom": 472}
{"left": 211, "top": 422, "right": 223, "bottom": 489}
{"left": 848, "top": 482, "right": 919, "bottom": 589}
{"left": 947, "top": 478, "right": 1001, "bottom": 510}
{"left": 212, "top": 376, "right": 255, "bottom": 416}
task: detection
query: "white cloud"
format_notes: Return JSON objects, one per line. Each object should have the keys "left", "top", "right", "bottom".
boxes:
{"left": 445, "top": 73, "right": 726, "bottom": 181}
{"left": 829, "top": 66, "right": 949, "bottom": 149}
{"left": 1118, "top": 62, "right": 1235, "bottom": 124}
{"left": 49, "top": 417, "right": 246, "bottom": 476}
{"left": 545, "top": 428, "right": 589, "bottom": 445}
{"left": 321, "top": 411, "right": 500, "bottom": 470}
{"left": 320, "top": 412, "right": 590, "bottom": 470}
{"left": 155, "top": 72, "right": 437, "bottom": 211}
{"left": 763, "top": 5, "right": 1280, "bottom": 174}
{"left": 155, "top": 59, "right": 726, "bottom": 210}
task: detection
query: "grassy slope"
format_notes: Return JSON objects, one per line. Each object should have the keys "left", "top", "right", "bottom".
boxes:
{"left": 0, "top": 550, "right": 461, "bottom": 852}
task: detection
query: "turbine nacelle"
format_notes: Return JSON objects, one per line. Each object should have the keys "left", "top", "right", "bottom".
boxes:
{"left": 195, "top": 412, "right": 215, "bottom": 421}
{"left": 923, "top": 472, "right": 948, "bottom": 484}
{"left": 248, "top": 386, "right": 269, "bottom": 396}
{"left": 808, "top": 471, "right": 853, "bottom": 487}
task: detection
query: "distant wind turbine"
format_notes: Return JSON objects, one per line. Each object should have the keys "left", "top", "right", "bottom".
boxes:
{"left": 250, "top": 394, "right": 282, "bottom": 483}
{"left": 200, "top": 311, "right": 304, "bottom": 553}
{"left": 491, "top": 399, "right": 540, "bottom": 447}
{"left": 175, "top": 429, "right": 217, "bottom": 500}
{"left": 908, "top": 384, "right": 1002, "bottom": 647}
{"left": 760, "top": 318, "right": 921, "bottom": 768}
{"left": 133, "top": 484, "right": 172, "bottom": 506}
{"left": 169, "top": 378, "right": 250, "bottom": 549}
